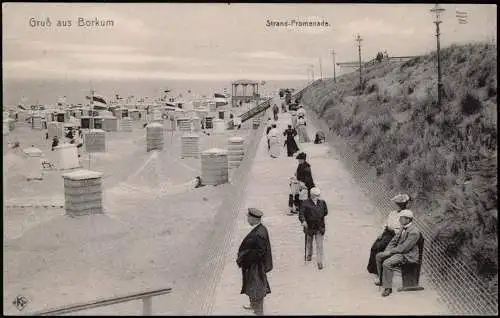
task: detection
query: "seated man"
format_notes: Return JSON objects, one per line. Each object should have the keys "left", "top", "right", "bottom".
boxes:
{"left": 314, "top": 131, "right": 326, "bottom": 144}
{"left": 375, "top": 209, "right": 421, "bottom": 297}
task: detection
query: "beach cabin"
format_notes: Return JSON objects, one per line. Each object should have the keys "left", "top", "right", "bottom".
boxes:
{"left": 128, "top": 109, "right": 140, "bottom": 120}
{"left": 55, "top": 112, "right": 66, "bottom": 123}
{"left": 93, "top": 116, "right": 103, "bottom": 130}
{"left": 80, "top": 116, "right": 91, "bottom": 129}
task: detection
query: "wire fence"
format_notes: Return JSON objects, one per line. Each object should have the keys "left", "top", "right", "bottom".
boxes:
{"left": 302, "top": 88, "right": 498, "bottom": 316}
{"left": 183, "top": 109, "right": 268, "bottom": 315}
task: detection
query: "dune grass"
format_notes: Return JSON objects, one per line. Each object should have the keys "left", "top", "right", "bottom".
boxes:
{"left": 301, "top": 42, "right": 497, "bottom": 292}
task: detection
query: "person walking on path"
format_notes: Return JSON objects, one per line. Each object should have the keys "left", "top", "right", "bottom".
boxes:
{"left": 297, "top": 115, "right": 310, "bottom": 143}
{"left": 296, "top": 104, "right": 306, "bottom": 119}
{"left": 375, "top": 209, "right": 421, "bottom": 297}
{"left": 287, "top": 177, "right": 308, "bottom": 216}
{"left": 283, "top": 124, "right": 299, "bottom": 157}
{"left": 299, "top": 187, "right": 329, "bottom": 270}
{"left": 272, "top": 104, "right": 279, "bottom": 121}
{"left": 265, "top": 117, "right": 273, "bottom": 151}
{"left": 290, "top": 108, "right": 298, "bottom": 129}
{"left": 267, "top": 124, "right": 281, "bottom": 158}
{"left": 295, "top": 152, "right": 315, "bottom": 195}
{"left": 367, "top": 193, "right": 411, "bottom": 275}
{"left": 237, "top": 208, "right": 273, "bottom": 316}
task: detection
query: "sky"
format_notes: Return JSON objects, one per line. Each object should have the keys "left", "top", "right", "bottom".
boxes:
{"left": 2, "top": 3, "right": 497, "bottom": 82}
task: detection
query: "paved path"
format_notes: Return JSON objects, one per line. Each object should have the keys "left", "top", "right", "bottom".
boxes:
{"left": 211, "top": 108, "right": 450, "bottom": 315}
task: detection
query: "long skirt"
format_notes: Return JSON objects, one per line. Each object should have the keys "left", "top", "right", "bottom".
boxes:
{"left": 285, "top": 138, "right": 299, "bottom": 157}
{"left": 297, "top": 124, "right": 310, "bottom": 143}
{"left": 291, "top": 115, "right": 297, "bottom": 129}
{"left": 367, "top": 228, "right": 395, "bottom": 274}
{"left": 269, "top": 137, "right": 281, "bottom": 158}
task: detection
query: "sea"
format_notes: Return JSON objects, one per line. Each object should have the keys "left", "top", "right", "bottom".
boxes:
{"left": 2, "top": 78, "right": 308, "bottom": 107}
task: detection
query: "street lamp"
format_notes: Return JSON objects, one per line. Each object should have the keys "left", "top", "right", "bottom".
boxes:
{"left": 431, "top": 3, "right": 445, "bottom": 107}
{"left": 331, "top": 49, "right": 337, "bottom": 83}
{"left": 355, "top": 34, "right": 363, "bottom": 92}
{"left": 308, "top": 64, "right": 315, "bottom": 82}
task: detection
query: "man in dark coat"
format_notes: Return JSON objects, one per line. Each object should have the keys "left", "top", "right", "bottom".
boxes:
{"left": 283, "top": 125, "right": 299, "bottom": 157}
{"left": 299, "top": 187, "right": 328, "bottom": 270}
{"left": 295, "top": 152, "right": 315, "bottom": 195}
{"left": 272, "top": 104, "right": 279, "bottom": 120}
{"left": 237, "top": 208, "right": 273, "bottom": 316}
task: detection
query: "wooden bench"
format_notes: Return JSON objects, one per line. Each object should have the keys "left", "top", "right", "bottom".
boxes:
{"left": 397, "top": 233, "right": 425, "bottom": 292}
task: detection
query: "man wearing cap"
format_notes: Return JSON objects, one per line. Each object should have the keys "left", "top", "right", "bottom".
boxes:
{"left": 375, "top": 209, "right": 421, "bottom": 297}
{"left": 237, "top": 208, "right": 273, "bottom": 315}
{"left": 367, "top": 193, "right": 411, "bottom": 275}
{"left": 295, "top": 152, "right": 315, "bottom": 196}
{"left": 299, "top": 187, "right": 328, "bottom": 270}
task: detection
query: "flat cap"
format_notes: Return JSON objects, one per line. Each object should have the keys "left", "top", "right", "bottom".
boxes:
{"left": 296, "top": 152, "right": 307, "bottom": 160}
{"left": 391, "top": 193, "right": 410, "bottom": 204}
{"left": 248, "top": 208, "right": 263, "bottom": 218}
{"left": 399, "top": 209, "right": 414, "bottom": 218}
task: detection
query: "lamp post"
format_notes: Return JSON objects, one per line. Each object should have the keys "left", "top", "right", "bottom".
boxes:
{"left": 319, "top": 57, "right": 323, "bottom": 80}
{"left": 355, "top": 34, "right": 363, "bottom": 92}
{"left": 331, "top": 49, "right": 336, "bottom": 83}
{"left": 308, "top": 64, "right": 315, "bottom": 82}
{"left": 431, "top": 3, "right": 445, "bottom": 107}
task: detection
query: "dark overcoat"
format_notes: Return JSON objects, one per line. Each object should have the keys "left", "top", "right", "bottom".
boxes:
{"left": 237, "top": 223, "right": 273, "bottom": 300}
{"left": 283, "top": 128, "right": 299, "bottom": 157}
{"left": 296, "top": 161, "right": 315, "bottom": 190}
{"left": 298, "top": 198, "right": 328, "bottom": 235}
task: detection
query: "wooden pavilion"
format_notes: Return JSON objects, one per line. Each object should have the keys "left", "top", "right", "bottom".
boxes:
{"left": 231, "top": 79, "right": 260, "bottom": 107}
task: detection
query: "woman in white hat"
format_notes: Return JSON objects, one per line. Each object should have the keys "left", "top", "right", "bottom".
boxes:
{"left": 366, "top": 193, "right": 411, "bottom": 275}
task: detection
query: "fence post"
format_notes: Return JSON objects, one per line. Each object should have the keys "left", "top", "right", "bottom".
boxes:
{"left": 142, "top": 297, "right": 152, "bottom": 316}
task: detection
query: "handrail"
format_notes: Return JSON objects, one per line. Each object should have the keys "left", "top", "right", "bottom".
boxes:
{"left": 30, "top": 287, "right": 172, "bottom": 316}
{"left": 239, "top": 97, "right": 273, "bottom": 122}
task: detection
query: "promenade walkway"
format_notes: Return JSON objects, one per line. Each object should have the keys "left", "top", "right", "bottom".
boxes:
{"left": 211, "top": 105, "right": 450, "bottom": 315}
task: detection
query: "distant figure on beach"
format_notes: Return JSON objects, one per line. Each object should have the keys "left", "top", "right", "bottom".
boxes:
{"left": 194, "top": 176, "right": 205, "bottom": 188}
{"left": 66, "top": 129, "right": 73, "bottom": 140}
{"left": 272, "top": 104, "right": 279, "bottom": 120}
{"left": 234, "top": 116, "right": 242, "bottom": 130}
{"left": 51, "top": 136, "right": 59, "bottom": 151}
{"left": 267, "top": 124, "right": 281, "bottom": 158}
{"left": 237, "top": 208, "right": 273, "bottom": 316}
{"left": 283, "top": 124, "right": 299, "bottom": 157}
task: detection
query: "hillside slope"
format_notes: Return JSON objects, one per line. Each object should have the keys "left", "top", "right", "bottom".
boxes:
{"left": 301, "top": 43, "right": 497, "bottom": 291}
